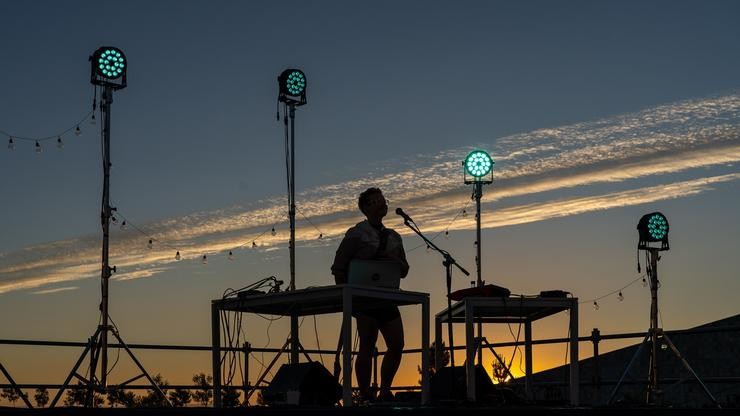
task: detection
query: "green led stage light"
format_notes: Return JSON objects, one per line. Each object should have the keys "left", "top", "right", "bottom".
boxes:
{"left": 463, "top": 150, "right": 494, "bottom": 184}
{"left": 637, "top": 212, "right": 670, "bottom": 251}
{"left": 90, "top": 46, "right": 127, "bottom": 90}
{"left": 278, "top": 68, "right": 307, "bottom": 106}
{"left": 96, "top": 49, "right": 125, "bottom": 78}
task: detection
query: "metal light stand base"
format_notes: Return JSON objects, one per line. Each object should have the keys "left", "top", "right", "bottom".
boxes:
{"left": 0, "top": 361, "right": 33, "bottom": 408}
{"left": 607, "top": 248, "right": 720, "bottom": 408}
{"left": 50, "top": 86, "right": 169, "bottom": 408}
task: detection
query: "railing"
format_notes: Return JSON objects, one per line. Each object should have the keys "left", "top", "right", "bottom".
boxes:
{"left": 2, "top": 324, "right": 739, "bottom": 401}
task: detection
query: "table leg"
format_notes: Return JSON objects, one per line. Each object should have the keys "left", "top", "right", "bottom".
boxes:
{"left": 465, "top": 302, "right": 475, "bottom": 401}
{"left": 421, "top": 298, "right": 430, "bottom": 405}
{"left": 569, "top": 300, "right": 579, "bottom": 406}
{"left": 524, "top": 320, "right": 533, "bottom": 401}
{"left": 342, "top": 287, "right": 353, "bottom": 407}
{"left": 211, "top": 303, "right": 222, "bottom": 408}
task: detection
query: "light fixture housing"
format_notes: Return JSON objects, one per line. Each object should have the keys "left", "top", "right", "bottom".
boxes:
{"left": 463, "top": 150, "right": 494, "bottom": 184}
{"left": 278, "top": 69, "right": 307, "bottom": 106}
{"left": 637, "top": 212, "right": 670, "bottom": 251}
{"left": 90, "top": 46, "right": 127, "bottom": 89}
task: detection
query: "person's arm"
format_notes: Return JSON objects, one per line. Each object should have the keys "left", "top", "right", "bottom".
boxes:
{"left": 331, "top": 231, "right": 362, "bottom": 284}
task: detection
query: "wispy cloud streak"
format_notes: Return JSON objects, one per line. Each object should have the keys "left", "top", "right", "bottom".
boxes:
{"left": 1, "top": 94, "right": 738, "bottom": 294}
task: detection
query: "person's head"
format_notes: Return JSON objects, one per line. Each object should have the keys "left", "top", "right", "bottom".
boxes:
{"left": 358, "top": 187, "right": 387, "bottom": 221}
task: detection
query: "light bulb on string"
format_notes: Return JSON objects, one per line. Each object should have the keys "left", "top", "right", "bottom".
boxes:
{"left": 90, "top": 114, "right": 96, "bottom": 125}
{"left": 426, "top": 245, "right": 431, "bottom": 253}
{"left": 147, "top": 239, "right": 153, "bottom": 249}
{"left": 56, "top": 137, "right": 64, "bottom": 149}
{"left": 120, "top": 220, "right": 127, "bottom": 230}
{"left": 445, "top": 230, "right": 450, "bottom": 239}
{"left": 462, "top": 209, "right": 467, "bottom": 217}
{"left": 271, "top": 226, "right": 276, "bottom": 236}
{"left": 252, "top": 241, "right": 257, "bottom": 248}
{"left": 111, "top": 216, "right": 117, "bottom": 224}
{"left": 175, "top": 251, "right": 181, "bottom": 261}
{"left": 75, "top": 126, "right": 81, "bottom": 136}
{"left": 8, "top": 137, "right": 15, "bottom": 150}
{"left": 202, "top": 254, "right": 208, "bottom": 264}
{"left": 642, "top": 277, "right": 648, "bottom": 287}
{"left": 35, "top": 141, "right": 42, "bottom": 154}
{"left": 593, "top": 301, "right": 600, "bottom": 310}
{"left": 318, "top": 233, "right": 323, "bottom": 240}
{"left": 618, "top": 291, "right": 624, "bottom": 301}
{"left": 228, "top": 250, "right": 234, "bottom": 260}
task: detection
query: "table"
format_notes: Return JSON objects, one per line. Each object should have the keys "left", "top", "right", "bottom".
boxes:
{"left": 435, "top": 296, "right": 579, "bottom": 405}
{"left": 211, "top": 284, "right": 430, "bottom": 407}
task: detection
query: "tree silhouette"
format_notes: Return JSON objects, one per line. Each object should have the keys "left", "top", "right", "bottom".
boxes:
{"left": 33, "top": 387, "right": 49, "bottom": 408}
{"left": 138, "top": 373, "right": 170, "bottom": 407}
{"left": 106, "top": 388, "right": 137, "bottom": 408}
{"left": 168, "top": 388, "right": 192, "bottom": 407}
{"left": 417, "top": 341, "right": 450, "bottom": 385}
{"left": 192, "top": 373, "right": 212, "bottom": 406}
{"left": 63, "top": 383, "right": 104, "bottom": 407}
{"left": 222, "top": 387, "right": 241, "bottom": 407}
{"left": 1, "top": 387, "right": 20, "bottom": 407}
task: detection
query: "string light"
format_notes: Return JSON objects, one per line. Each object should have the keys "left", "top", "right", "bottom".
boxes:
{"left": 426, "top": 244, "right": 431, "bottom": 253}
{"left": 252, "top": 241, "right": 257, "bottom": 248}
{"left": 642, "top": 277, "right": 648, "bottom": 287}
{"left": 593, "top": 301, "right": 600, "bottom": 310}
{"left": 1, "top": 110, "right": 93, "bottom": 151}
{"left": 147, "top": 239, "right": 153, "bottom": 249}
{"left": 271, "top": 226, "right": 276, "bottom": 236}
{"left": 228, "top": 250, "right": 234, "bottom": 260}
{"left": 202, "top": 254, "right": 208, "bottom": 264}
{"left": 35, "top": 141, "right": 42, "bottom": 154}
{"left": 318, "top": 233, "right": 323, "bottom": 240}
{"left": 462, "top": 209, "right": 468, "bottom": 217}
{"left": 90, "top": 114, "right": 96, "bottom": 125}
{"left": 120, "top": 220, "right": 127, "bottom": 230}
{"left": 111, "top": 216, "right": 118, "bottom": 224}
{"left": 444, "top": 230, "right": 450, "bottom": 239}
{"left": 618, "top": 291, "right": 624, "bottom": 301}
{"left": 175, "top": 251, "right": 181, "bottom": 261}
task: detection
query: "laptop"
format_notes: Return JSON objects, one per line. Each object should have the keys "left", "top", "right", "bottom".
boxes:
{"left": 347, "top": 259, "right": 402, "bottom": 289}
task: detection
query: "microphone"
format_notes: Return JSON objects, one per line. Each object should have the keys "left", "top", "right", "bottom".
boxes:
{"left": 395, "top": 207, "right": 413, "bottom": 222}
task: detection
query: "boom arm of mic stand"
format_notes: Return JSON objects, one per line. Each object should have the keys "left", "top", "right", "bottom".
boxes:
{"left": 402, "top": 220, "right": 470, "bottom": 276}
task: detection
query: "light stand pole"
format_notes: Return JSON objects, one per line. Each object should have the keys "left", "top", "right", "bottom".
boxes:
{"left": 51, "top": 47, "right": 169, "bottom": 408}
{"left": 277, "top": 69, "right": 307, "bottom": 365}
{"left": 608, "top": 213, "right": 719, "bottom": 408}
{"left": 463, "top": 151, "right": 494, "bottom": 365}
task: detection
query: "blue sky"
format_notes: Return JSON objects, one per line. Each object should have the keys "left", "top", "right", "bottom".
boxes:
{"left": 1, "top": 0, "right": 739, "bottom": 390}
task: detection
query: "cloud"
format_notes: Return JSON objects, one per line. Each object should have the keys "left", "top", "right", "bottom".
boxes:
{"left": 1, "top": 94, "right": 738, "bottom": 294}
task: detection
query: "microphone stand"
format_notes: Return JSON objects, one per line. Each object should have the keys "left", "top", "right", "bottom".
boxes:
{"left": 399, "top": 214, "right": 469, "bottom": 388}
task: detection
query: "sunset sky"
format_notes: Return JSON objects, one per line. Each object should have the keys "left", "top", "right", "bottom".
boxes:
{"left": 1, "top": 0, "right": 739, "bottom": 398}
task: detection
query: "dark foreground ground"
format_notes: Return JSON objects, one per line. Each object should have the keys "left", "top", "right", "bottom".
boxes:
{"left": 0, "top": 406, "right": 735, "bottom": 416}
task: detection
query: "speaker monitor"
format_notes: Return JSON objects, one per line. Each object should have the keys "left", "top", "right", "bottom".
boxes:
{"left": 431, "top": 364, "right": 496, "bottom": 402}
{"left": 262, "top": 362, "right": 342, "bottom": 406}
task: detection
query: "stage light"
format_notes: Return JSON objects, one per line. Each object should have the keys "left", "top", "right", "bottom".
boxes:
{"left": 90, "top": 46, "right": 127, "bottom": 90}
{"left": 278, "top": 69, "right": 307, "bottom": 106}
{"left": 463, "top": 150, "right": 494, "bottom": 184}
{"left": 637, "top": 212, "right": 669, "bottom": 250}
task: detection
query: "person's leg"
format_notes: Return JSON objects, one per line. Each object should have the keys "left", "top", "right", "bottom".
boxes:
{"left": 355, "top": 314, "right": 379, "bottom": 399}
{"left": 378, "top": 316, "right": 404, "bottom": 398}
